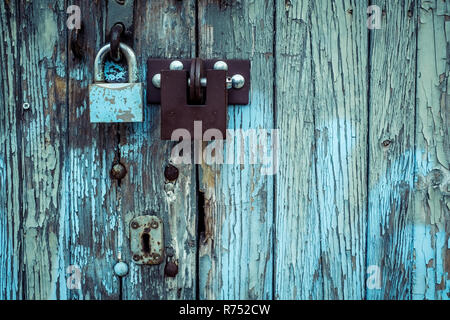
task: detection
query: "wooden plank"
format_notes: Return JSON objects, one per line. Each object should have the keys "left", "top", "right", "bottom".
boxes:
{"left": 274, "top": 0, "right": 323, "bottom": 300}
{"left": 120, "top": 0, "right": 197, "bottom": 300}
{"left": 309, "top": 0, "right": 369, "bottom": 299}
{"left": 197, "top": 0, "right": 275, "bottom": 299}
{"left": 18, "top": 0, "right": 69, "bottom": 299}
{"left": 367, "top": 0, "right": 417, "bottom": 300}
{"left": 413, "top": 0, "right": 449, "bottom": 300}
{"left": 0, "top": 0, "right": 21, "bottom": 300}
{"left": 67, "top": 1, "right": 121, "bottom": 299}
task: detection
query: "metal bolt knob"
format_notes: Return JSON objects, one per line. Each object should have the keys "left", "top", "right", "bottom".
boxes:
{"left": 113, "top": 261, "right": 129, "bottom": 277}
{"left": 169, "top": 60, "right": 184, "bottom": 70}
{"left": 152, "top": 73, "right": 161, "bottom": 88}
{"left": 231, "top": 74, "right": 245, "bottom": 89}
{"left": 213, "top": 60, "right": 228, "bottom": 71}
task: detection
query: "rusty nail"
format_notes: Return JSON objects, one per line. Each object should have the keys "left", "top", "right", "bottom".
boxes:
{"left": 131, "top": 221, "right": 139, "bottom": 229}
{"left": 111, "top": 163, "right": 127, "bottom": 180}
{"left": 164, "top": 165, "right": 179, "bottom": 181}
{"left": 133, "top": 254, "right": 140, "bottom": 261}
{"left": 164, "top": 262, "right": 179, "bottom": 277}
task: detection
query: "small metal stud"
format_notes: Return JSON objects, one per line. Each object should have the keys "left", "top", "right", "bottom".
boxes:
{"left": 231, "top": 74, "right": 245, "bottom": 89}
{"left": 169, "top": 60, "right": 184, "bottom": 70}
{"left": 164, "top": 261, "right": 179, "bottom": 277}
{"left": 23, "top": 103, "right": 30, "bottom": 110}
{"left": 113, "top": 261, "right": 129, "bottom": 277}
{"left": 213, "top": 60, "right": 228, "bottom": 71}
{"left": 111, "top": 163, "right": 127, "bottom": 180}
{"left": 152, "top": 73, "right": 161, "bottom": 88}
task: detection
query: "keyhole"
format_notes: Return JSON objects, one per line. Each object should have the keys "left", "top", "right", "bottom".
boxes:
{"left": 141, "top": 232, "right": 151, "bottom": 254}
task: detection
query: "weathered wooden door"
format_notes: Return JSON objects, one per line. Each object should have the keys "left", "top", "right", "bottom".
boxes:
{"left": 0, "top": 0, "right": 448, "bottom": 300}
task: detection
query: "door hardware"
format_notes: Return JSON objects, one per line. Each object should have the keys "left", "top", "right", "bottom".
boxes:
{"left": 89, "top": 43, "right": 143, "bottom": 123}
{"left": 147, "top": 58, "right": 251, "bottom": 140}
{"left": 130, "top": 216, "right": 164, "bottom": 265}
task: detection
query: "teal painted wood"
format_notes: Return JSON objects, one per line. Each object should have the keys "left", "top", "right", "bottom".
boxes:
{"left": 0, "top": 0, "right": 448, "bottom": 301}
{"left": 18, "top": 0, "right": 69, "bottom": 299}
{"left": 413, "top": 0, "right": 449, "bottom": 300}
{"left": 0, "top": 0, "right": 21, "bottom": 300}
{"left": 198, "top": 1, "right": 275, "bottom": 299}
{"left": 367, "top": 0, "right": 417, "bottom": 300}
{"left": 67, "top": 1, "right": 121, "bottom": 299}
{"left": 120, "top": 0, "right": 198, "bottom": 300}
{"left": 309, "top": 0, "right": 369, "bottom": 299}
{"left": 274, "top": 0, "right": 323, "bottom": 299}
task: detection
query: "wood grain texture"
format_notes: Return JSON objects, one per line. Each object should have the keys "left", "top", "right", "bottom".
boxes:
{"left": 0, "top": 0, "right": 21, "bottom": 300}
{"left": 367, "top": 0, "right": 417, "bottom": 300}
{"left": 198, "top": 0, "right": 275, "bottom": 299}
{"left": 413, "top": 0, "right": 449, "bottom": 300}
{"left": 309, "top": 0, "right": 369, "bottom": 299}
{"left": 120, "top": 0, "right": 198, "bottom": 300}
{"left": 67, "top": 1, "right": 121, "bottom": 300}
{"left": 18, "top": 0, "right": 69, "bottom": 299}
{"left": 274, "top": 0, "right": 323, "bottom": 300}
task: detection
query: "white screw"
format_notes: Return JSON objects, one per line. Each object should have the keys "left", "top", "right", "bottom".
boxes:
{"left": 169, "top": 60, "right": 184, "bottom": 70}
{"left": 213, "top": 61, "right": 228, "bottom": 71}
{"left": 152, "top": 73, "right": 161, "bottom": 88}
{"left": 23, "top": 102, "right": 30, "bottom": 110}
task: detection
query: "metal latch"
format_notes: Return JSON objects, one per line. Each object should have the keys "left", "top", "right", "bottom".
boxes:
{"left": 130, "top": 216, "right": 164, "bottom": 265}
{"left": 147, "top": 58, "right": 251, "bottom": 140}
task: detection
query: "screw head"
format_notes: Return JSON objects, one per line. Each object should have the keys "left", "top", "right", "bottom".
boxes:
{"left": 231, "top": 74, "right": 245, "bottom": 89}
{"left": 111, "top": 163, "right": 127, "bottom": 180}
{"left": 113, "top": 261, "right": 129, "bottom": 277}
{"left": 164, "top": 164, "right": 179, "bottom": 181}
{"left": 23, "top": 103, "right": 30, "bottom": 110}
{"left": 131, "top": 221, "right": 139, "bottom": 229}
{"left": 213, "top": 60, "right": 228, "bottom": 71}
{"left": 169, "top": 60, "right": 184, "bottom": 70}
{"left": 164, "top": 261, "right": 179, "bottom": 277}
{"left": 152, "top": 73, "right": 161, "bottom": 88}
{"left": 132, "top": 254, "right": 141, "bottom": 262}
{"left": 151, "top": 221, "right": 159, "bottom": 229}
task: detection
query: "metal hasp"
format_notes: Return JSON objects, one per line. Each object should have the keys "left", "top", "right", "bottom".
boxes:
{"left": 89, "top": 43, "right": 143, "bottom": 123}
{"left": 130, "top": 215, "right": 164, "bottom": 265}
{"left": 106, "top": 0, "right": 134, "bottom": 42}
{"left": 147, "top": 58, "right": 251, "bottom": 140}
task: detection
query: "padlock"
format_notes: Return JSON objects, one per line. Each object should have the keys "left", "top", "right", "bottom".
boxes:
{"left": 89, "top": 43, "right": 143, "bottom": 123}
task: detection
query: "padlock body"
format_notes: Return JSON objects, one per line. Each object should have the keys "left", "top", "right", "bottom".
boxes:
{"left": 89, "top": 83, "right": 143, "bottom": 123}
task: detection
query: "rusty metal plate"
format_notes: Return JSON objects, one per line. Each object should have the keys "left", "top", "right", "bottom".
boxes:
{"left": 89, "top": 82, "right": 143, "bottom": 123}
{"left": 130, "top": 216, "right": 164, "bottom": 265}
{"left": 160, "top": 69, "right": 228, "bottom": 140}
{"left": 147, "top": 59, "right": 250, "bottom": 105}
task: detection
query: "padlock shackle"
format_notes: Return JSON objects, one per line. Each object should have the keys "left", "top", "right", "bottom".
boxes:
{"left": 94, "top": 43, "right": 138, "bottom": 83}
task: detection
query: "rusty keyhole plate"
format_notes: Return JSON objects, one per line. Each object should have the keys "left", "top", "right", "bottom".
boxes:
{"left": 130, "top": 216, "right": 164, "bottom": 265}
